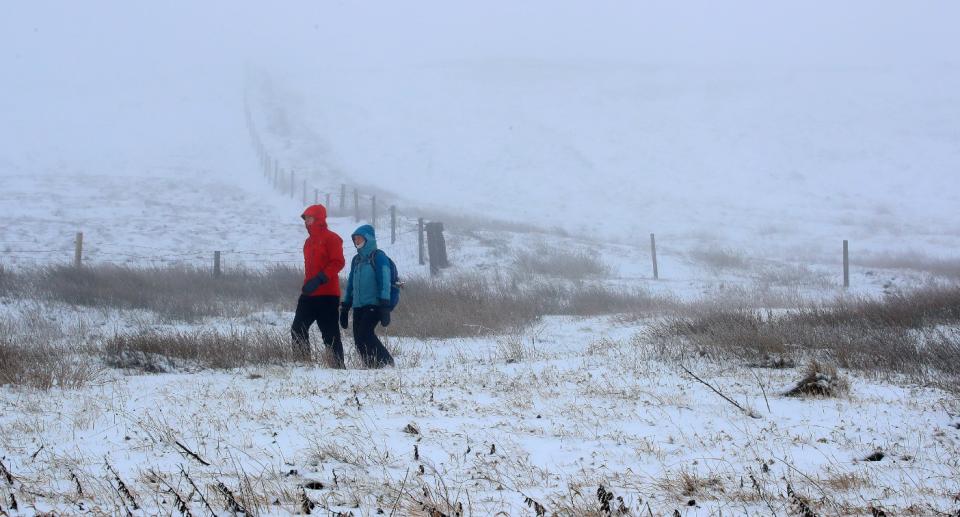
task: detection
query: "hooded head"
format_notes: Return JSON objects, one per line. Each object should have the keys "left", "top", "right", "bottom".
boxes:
{"left": 301, "top": 205, "right": 328, "bottom": 236}
{"left": 351, "top": 224, "right": 377, "bottom": 256}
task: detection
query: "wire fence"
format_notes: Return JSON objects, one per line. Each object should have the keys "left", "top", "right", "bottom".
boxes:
{"left": 0, "top": 89, "right": 446, "bottom": 274}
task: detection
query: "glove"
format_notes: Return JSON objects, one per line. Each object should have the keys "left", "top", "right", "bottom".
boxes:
{"left": 339, "top": 304, "right": 350, "bottom": 329}
{"left": 301, "top": 272, "right": 328, "bottom": 294}
{"left": 379, "top": 300, "right": 390, "bottom": 327}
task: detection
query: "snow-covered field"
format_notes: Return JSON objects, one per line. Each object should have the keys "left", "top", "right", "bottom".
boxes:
{"left": 2, "top": 304, "right": 959, "bottom": 515}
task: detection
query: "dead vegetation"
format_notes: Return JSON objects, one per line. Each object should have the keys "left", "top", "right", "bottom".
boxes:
{"left": 648, "top": 285, "right": 960, "bottom": 390}
{"left": 0, "top": 337, "right": 101, "bottom": 389}
{"left": 4, "top": 264, "right": 300, "bottom": 321}
{"left": 390, "top": 275, "right": 665, "bottom": 339}
{"left": 784, "top": 360, "right": 850, "bottom": 398}
{"left": 514, "top": 244, "right": 610, "bottom": 280}
{"left": 103, "top": 328, "right": 292, "bottom": 372}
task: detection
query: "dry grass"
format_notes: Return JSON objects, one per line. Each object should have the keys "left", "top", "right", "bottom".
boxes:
{"left": 647, "top": 285, "right": 960, "bottom": 389}
{"left": 784, "top": 360, "right": 850, "bottom": 398}
{"left": 0, "top": 338, "right": 101, "bottom": 389}
{"left": 689, "top": 247, "right": 751, "bottom": 272}
{"left": 390, "top": 275, "right": 666, "bottom": 339}
{"left": 103, "top": 328, "right": 293, "bottom": 372}
{"left": 514, "top": 244, "right": 610, "bottom": 280}
{"left": 857, "top": 251, "right": 960, "bottom": 279}
{"left": 36, "top": 264, "right": 300, "bottom": 321}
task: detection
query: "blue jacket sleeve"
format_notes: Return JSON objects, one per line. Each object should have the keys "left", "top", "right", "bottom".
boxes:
{"left": 379, "top": 262, "right": 391, "bottom": 301}
{"left": 373, "top": 251, "right": 391, "bottom": 301}
{"left": 342, "top": 258, "right": 355, "bottom": 306}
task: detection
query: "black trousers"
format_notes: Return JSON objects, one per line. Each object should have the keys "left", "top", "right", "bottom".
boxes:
{"left": 352, "top": 306, "right": 395, "bottom": 368}
{"left": 291, "top": 295, "right": 344, "bottom": 367}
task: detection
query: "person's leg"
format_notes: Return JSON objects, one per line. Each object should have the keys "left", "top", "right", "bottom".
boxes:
{"left": 358, "top": 308, "right": 394, "bottom": 368}
{"left": 290, "top": 295, "right": 318, "bottom": 361}
{"left": 370, "top": 324, "right": 395, "bottom": 368}
{"left": 315, "top": 296, "right": 344, "bottom": 368}
{"left": 352, "top": 307, "right": 376, "bottom": 368}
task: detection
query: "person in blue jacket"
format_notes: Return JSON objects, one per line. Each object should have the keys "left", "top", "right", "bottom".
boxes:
{"left": 339, "top": 224, "right": 395, "bottom": 368}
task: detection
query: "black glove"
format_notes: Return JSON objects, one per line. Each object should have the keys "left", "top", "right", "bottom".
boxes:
{"left": 378, "top": 300, "right": 391, "bottom": 327}
{"left": 339, "top": 304, "right": 350, "bottom": 329}
{"left": 301, "top": 272, "right": 328, "bottom": 294}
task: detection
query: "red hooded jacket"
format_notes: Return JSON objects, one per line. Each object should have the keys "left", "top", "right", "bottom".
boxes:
{"left": 301, "top": 204, "right": 345, "bottom": 297}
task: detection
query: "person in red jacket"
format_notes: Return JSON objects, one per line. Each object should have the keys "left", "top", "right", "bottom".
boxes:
{"left": 292, "top": 204, "right": 346, "bottom": 367}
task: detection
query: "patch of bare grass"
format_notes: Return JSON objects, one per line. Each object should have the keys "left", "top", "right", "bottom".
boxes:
{"left": 514, "top": 244, "right": 610, "bottom": 280}
{"left": 857, "top": 251, "right": 960, "bottom": 279}
{"left": 647, "top": 285, "right": 960, "bottom": 388}
{"left": 0, "top": 338, "right": 101, "bottom": 389}
{"left": 33, "top": 264, "right": 300, "bottom": 321}
{"left": 689, "top": 247, "right": 751, "bottom": 272}
{"left": 103, "top": 328, "right": 292, "bottom": 372}
{"left": 391, "top": 275, "right": 668, "bottom": 339}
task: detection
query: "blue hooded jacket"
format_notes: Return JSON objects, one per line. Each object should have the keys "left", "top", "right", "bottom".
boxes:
{"left": 342, "top": 225, "right": 391, "bottom": 308}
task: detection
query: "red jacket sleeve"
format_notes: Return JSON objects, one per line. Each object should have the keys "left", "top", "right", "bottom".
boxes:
{"left": 322, "top": 231, "right": 345, "bottom": 281}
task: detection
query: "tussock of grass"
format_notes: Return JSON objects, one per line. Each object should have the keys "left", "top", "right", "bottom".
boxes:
{"left": 0, "top": 338, "right": 101, "bottom": 389}
{"left": 648, "top": 285, "right": 960, "bottom": 389}
{"left": 784, "top": 360, "right": 850, "bottom": 398}
{"left": 104, "top": 329, "right": 292, "bottom": 372}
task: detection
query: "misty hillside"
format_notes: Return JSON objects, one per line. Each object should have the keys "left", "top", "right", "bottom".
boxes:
{"left": 2, "top": 3, "right": 960, "bottom": 516}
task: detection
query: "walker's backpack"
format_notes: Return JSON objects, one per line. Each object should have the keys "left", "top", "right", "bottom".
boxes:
{"left": 353, "top": 249, "right": 401, "bottom": 310}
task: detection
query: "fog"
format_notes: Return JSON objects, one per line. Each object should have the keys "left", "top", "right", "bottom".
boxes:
{"left": 2, "top": 1, "right": 959, "bottom": 245}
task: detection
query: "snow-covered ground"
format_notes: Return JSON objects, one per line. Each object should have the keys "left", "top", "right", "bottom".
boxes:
{"left": 1, "top": 307, "right": 958, "bottom": 515}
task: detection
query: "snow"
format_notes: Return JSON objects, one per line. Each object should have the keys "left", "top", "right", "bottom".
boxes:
{"left": 1, "top": 312, "right": 958, "bottom": 514}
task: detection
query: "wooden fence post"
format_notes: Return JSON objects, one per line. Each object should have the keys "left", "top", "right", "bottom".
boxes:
{"left": 214, "top": 251, "right": 222, "bottom": 277}
{"left": 314, "top": 188, "right": 319, "bottom": 205}
{"left": 650, "top": 233, "right": 659, "bottom": 280}
{"left": 340, "top": 184, "right": 346, "bottom": 211}
{"left": 273, "top": 159, "right": 279, "bottom": 186}
{"left": 325, "top": 192, "right": 331, "bottom": 209}
{"left": 74, "top": 232, "right": 83, "bottom": 268}
{"left": 289, "top": 170, "right": 295, "bottom": 199}
{"left": 353, "top": 189, "right": 360, "bottom": 222}
{"left": 425, "top": 222, "right": 449, "bottom": 276}
{"left": 302, "top": 179, "right": 307, "bottom": 205}
{"left": 843, "top": 240, "right": 849, "bottom": 288}
{"left": 418, "top": 218, "right": 425, "bottom": 265}
{"left": 371, "top": 196, "right": 377, "bottom": 228}
{"left": 390, "top": 206, "right": 397, "bottom": 244}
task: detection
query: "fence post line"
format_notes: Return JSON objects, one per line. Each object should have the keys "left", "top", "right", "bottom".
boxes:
{"left": 214, "top": 251, "right": 222, "bottom": 277}
{"left": 273, "top": 159, "right": 279, "bottom": 186}
{"left": 390, "top": 206, "right": 397, "bottom": 244}
{"left": 302, "top": 179, "right": 307, "bottom": 205}
{"left": 74, "top": 232, "right": 83, "bottom": 268}
{"left": 340, "top": 184, "right": 346, "bottom": 211}
{"left": 843, "top": 240, "right": 850, "bottom": 288}
{"left": 371, "top": 196, "right": 377, "bottom": 228}
{"left": 325, "top": 192, "right": 331, "bottom": 209}
{"left": 650, "top": 233, "right": 659, "bottom": 280}
{"left": 353, "top": 189, "right": 360, "bottom": 222}
{"left": 417, "top": 218, "right": 425, "bottom": 265}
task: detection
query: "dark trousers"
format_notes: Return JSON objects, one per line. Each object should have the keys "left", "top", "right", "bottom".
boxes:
{"left": 291, "top": 295, "right": 344, "bottom": 367}
{"left": 352, "top": 306, "right": 395, "bottom": 368}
